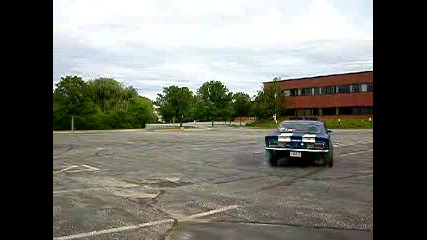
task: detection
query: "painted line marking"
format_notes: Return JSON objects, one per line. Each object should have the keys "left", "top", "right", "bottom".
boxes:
{"left": 53, "top": 187, "right": 107, "bottom": 194}
{"left": 125, "top": 141, "right": 134, "bottom": 144}
{"left": 337, "top": 149, "right": 373, "bottom": 157}
{"left": 188, "top": 205, "right": 240, "bottom": 219}
{"left": 53, "top": 185, "right": 141, "bottom": 194}
{"left": 66, "top": 169, "right": 94, "bottom": 173}
{"left": 56, "top": 164, "right": 100, "bottom": 173}
{"left": 59, "top": 165, "right": 78, "bottom": 172}
{"left": 81, "top": 164, "right": 100, "bottom": 171}
{"left": 333, "top": 142, "right": 373, "bottom": 148}
{"left": 53, "top": 219, "right": 175, "bottom": 240}
{"left": 54, "top": 205, "right": 240, "bottom": 240}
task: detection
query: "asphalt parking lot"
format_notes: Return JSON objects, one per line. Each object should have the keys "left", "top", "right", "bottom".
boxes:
{"left": 53, "top": 128, "right": 373, "bottom": 240}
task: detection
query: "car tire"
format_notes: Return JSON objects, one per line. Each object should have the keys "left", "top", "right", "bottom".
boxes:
{"left": 267, "top": 150, "right": 278, "bottom": 167}
{"left": 328, "top": 152, "right": 334, "bottom": 168}
{"left": 322, "top": 153, "right": 333, "bottom": 168}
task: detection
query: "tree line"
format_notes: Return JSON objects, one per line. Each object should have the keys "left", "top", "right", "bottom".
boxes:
{"left": 53, "top": 76, "right": 286, "bottom": 130}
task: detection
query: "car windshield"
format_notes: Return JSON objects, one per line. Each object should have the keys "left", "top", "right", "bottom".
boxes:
{"left": 279, "top": 122, "right": 322, "bottom": 133}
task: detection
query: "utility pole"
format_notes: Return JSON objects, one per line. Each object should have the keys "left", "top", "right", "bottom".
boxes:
{"left": 180, "top": 87, "right": 184, "bottom": 128}
{"left": 71, "top": 115, "right": 74, "bottom": 132}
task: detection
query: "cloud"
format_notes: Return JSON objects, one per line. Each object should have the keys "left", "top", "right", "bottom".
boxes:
{"left": 53, "top": 0, "right": 372, "bottom": 100}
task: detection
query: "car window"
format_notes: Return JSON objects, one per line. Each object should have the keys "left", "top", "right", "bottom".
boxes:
{"left": 279, "top": 123, "right": 322, "bottom": 133}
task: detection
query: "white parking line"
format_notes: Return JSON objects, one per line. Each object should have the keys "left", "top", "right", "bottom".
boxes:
{"left": 53, "top": 185, "right": 141, "bottom": 194}
{"left": 337, "top": 149, "right": 373, "bottom": 157}
{"left": 188, "top": 205, "right": 240, "bottom": 219}
{"left": 334, "top": 142, "right": 373, "bottom": 148}
{"left": 56, "top": 164, "right": 100, "bottom": 173}
{"left": 53, "top": 219, "right": 175, "bottom": 240}
{"left": 81, "top": 164, "right": 100, "bottom": 171}
{"left": 54, "top": 205, "right": 240, "bottom": 240}
{"left": 53, "top": 188, "right": 107, "bottom": 194}
{"left": 59, "top": 165, "right": 78, "bottom": 172}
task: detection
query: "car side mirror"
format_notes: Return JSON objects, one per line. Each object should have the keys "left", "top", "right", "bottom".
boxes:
{"left": 327, "top": 129, "right": 332, "bottom": 134}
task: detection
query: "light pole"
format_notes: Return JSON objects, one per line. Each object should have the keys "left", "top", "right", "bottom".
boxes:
{"left": 71, "top": 115, "right": 74, "bottom": 132}
{"left": 180, "top": 87, "right": 184, "bottom": 128}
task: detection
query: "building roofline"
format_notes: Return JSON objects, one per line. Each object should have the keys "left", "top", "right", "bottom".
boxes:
{"left": 262, "top": 70, "right": 373, "bottom": 84}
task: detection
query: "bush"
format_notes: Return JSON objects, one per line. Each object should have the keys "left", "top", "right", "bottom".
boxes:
{"left": 245, "top": 120, "right": 280, "bottom": 128}
{"left": 246, "top": 118, "right": 373, "bottom": 129}
{"left": 325, "top": 119, "right": 373, "bottom": 129}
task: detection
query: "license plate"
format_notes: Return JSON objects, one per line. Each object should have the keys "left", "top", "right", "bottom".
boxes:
{"left": 290, "top": 151, "right": 301, "bottom": 157}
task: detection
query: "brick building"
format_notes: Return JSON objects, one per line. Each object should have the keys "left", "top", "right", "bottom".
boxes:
{"left": 263, "top": 71, "right": 373, "bottom": 117}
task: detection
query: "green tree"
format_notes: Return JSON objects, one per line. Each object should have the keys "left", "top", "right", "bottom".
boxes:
{"left": 197, "top": 80, "right": 233, "bottom": 126}
{"left": 87, "top": 78, "right": 138, "bottom": 112}
{"left": 232, "top": 92, "right": 253, "bottom": 125}
{"left": 155, "top": 86, "right": 194, "bottom": 127}
{"left": 128, "top": 96, "right": 157, "bottom": 128}
{"left": 232, "top": 92, "right": 252, "bottom": 117}
{"left": 53, "top": 76, "right": 157, "bottom": 130}
{"left": 53, "top": 76, "right": 94, "bottom": 130}
{"left": 253, "top": 79, "right": 286, "bottom": 119}
{"left": 190, "top": 95, "right": 207, "bottom": 121}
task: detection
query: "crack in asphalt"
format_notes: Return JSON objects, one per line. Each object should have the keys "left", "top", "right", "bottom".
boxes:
{"left": 303, "top": 172, "right": 373, "bottom": 181}
{"left": 211, "top": 220, "right": 373, "bottom": 232}
{"left": 53, "top": 146, "right": 74, "bottom": 156}
{"left": 161, "top": 219, "right": 179, "bottom": 240}
{"left": 124, "top": 189, "right": 180, "bottom": 240}
{"left": 212, "top": 174, "right": 271, "bottom": 185}
{"left": 257, "top": 167, "right": 327, "bottom": 191}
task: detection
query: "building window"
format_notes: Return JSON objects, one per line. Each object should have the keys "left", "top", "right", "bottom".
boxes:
{"left": 361, "top": 84, "right": 368, "bottom": 92}
{"left": 322, "top": 86, "right": 335, "bottom": 94}
{"left": 367, "top": 83, "right": 373, "bottom": 92}
{"left": 361, "top": 107, "right": 373, "bottom": 115}
{"left": 313, "top": 87, "right": 322, "bottom": 95}
{"left": 339, "top": 107, "right": 353, "bottom": 114}
{"left": 290, "top": 89, "right": 300, "bottom": 96}
{"left": 337, "top": 85, "right": 351, "bottom": 94}
{"left": 282, "top": 90, "right": 291, "bottom": 96}
{"left": 351, "top": 84, "right": 361, "bottom": 93}
{"left": 301, "top": 88, "right": 312, "bottom": 96}
{"left": 322, "top": 108, "right": 336, "bottom": 115}
{"left": 296, "top": 109, "right": 313, "bottom": 116}
{"left": 352, "top": 107, "right": 373, "bottom": 115}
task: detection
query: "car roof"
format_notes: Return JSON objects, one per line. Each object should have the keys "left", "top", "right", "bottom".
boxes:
{"left": 281, "top": 120, "right": 323, "bottom": 124}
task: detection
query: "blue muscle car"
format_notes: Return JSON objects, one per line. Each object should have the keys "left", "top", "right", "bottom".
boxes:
{"left": 264, "top": 118, "right": 334, "bottom": 167}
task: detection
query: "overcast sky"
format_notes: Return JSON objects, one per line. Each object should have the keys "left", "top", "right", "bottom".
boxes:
{"left": 53, "top": 0, "right": 373, "bottom": 101}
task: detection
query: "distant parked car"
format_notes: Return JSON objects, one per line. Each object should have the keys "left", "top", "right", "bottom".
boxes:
{"left": 264, "top": 118, "right": 334, "bottom": 167}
